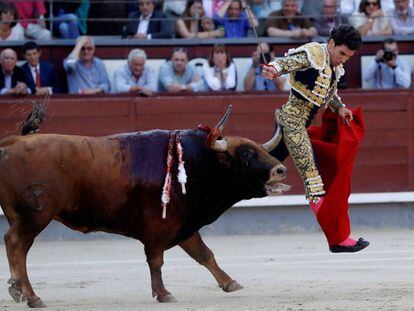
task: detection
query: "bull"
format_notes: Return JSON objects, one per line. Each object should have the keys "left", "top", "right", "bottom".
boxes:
{"left": 0, "top": 105, "right": 289, "bottom": 308}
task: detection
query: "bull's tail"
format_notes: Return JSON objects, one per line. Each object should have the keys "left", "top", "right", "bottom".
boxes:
{"left": 20, "top": 103, "right": 45, "bottom": 135}
{"left": 20, "top": 93, "right": 50, "bottom": 135}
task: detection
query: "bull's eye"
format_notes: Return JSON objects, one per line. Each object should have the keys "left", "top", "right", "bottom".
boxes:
{"left": 240, "top": 148, "right": 255, "bottom": 166}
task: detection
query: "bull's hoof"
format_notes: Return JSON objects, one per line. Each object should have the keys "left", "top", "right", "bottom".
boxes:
{"left": 157, "top": 293, "right": 177, "bottom": 303}
{"left": 27, "top": 297, "right": 47, "bottom": 308}
{"left": 221, "top": 281, "right": 243, "bottom": 293}
{"left": 7, "top": 280, "right": 22, "bottom": 303}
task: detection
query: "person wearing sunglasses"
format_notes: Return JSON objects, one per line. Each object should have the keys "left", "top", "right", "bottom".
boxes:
{"left": 349, "top": 0, "right": 392, "bottom": 35}
{"left": 63, "top": 36, "right": 110, "bottom": 94}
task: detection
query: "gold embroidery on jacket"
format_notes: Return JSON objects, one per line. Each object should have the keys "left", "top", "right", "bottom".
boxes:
{"left": 286, "top": 42, "right": 326, "bottom": 70}
{"left": 276, "top": 96, "right": 326, "bottom": 199}
{"left": 275, "top": 52, "right": 310, "bottom": 75}
{"left": 288, "top": 44, "right": 333, "bottom": 107}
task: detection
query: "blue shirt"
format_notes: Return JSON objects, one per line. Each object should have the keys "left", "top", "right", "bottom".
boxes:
{"left": 114, "top": 63, "right": 156, "bottom": 93}
{"left": 158, "top": 61, "right": 204, "bottom": 92}
{"left": 63, "top": 57, "right": 111, "bottom": 94}
{"left": 253, "top": 66, "right": 277, "bottom": 91}
{"left": 213, "top": 12, "right": 250, "bottom": 38}
{"left": 363, "top": 57, "right": 411, "bottom": 89}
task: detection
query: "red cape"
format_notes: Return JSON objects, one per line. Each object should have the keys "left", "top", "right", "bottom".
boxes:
{"left": 308, "top": 108, "right": 365, "bottom": 246}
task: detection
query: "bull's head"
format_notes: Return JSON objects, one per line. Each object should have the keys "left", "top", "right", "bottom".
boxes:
{"left": 206, "top": 105, "right": 290, "bottom": 197}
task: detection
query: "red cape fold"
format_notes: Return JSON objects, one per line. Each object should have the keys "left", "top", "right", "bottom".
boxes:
{"left": 308, "top": 107, "right": 365, "bottom": 246}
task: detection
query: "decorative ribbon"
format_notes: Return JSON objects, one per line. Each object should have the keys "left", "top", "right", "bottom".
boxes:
{"left": 161, "top": 131, "right": 187, "bottom": 219}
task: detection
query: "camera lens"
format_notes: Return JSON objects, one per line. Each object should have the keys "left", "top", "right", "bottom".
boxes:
{"left": 383, "top": 50, "right": 394, "bottom": 61}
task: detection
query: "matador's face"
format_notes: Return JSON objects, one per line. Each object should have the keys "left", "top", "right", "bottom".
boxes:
{"left": 327, "top": 39, "right": 355, "bottom": 67}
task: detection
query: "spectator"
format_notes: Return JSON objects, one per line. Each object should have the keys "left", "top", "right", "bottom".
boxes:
{"left": 349, "top": 0, "right": 392, "bottom": 35}
{"left": 164, "top": 0, "right": 186, "bottom": 17}
{"left": 21, "top": 41, "right": 61, "bottom": 95}
{"left": 122, "top": 0, "right": 173, "bottom": 39}
{"left": 265, "top": 0, "right": 317, "bottom": 38}
{"left": 214, "top": 0, "right": 258, "bottom": 38}
{"left": 244, "top": 42, "right": 284, "bottom": 91}
{"left": 113, "top": 48, "right": 156, "bottom": 96}
{"left": 176, "top": 0, "right": 225, "bottom": 38}
{"left": 248, "top": 0, "right": 281, "bottom": 19}
{"left": 312, "top": 0, "right": 347, "bottom": 37}
{"left": 0, "top": 3, "right": 24, "bottom": 42}
{"left": 76, "top": 0, "right": 90, "bottom": 36}
{"left": 51, "top": 1, "right": 86, "bottom": 39}
{"left": 12, "top": 0, "right": 51, "bottom": 40}
{"left": 202, "top": 0, "right": 228, "bottom": 18}
{"left": 0, "top": 49, "right": 31, "bottom": 96}
{"left": 363, "top": 38, "right": 411, "bottom": 89}
{"left": 340, "top": 0, "right": 361, "bottom": 15}
{"left": 63, "top": 36, "right": 110, "bottom": 94}
{"left": 389, "top": 0, "right": 414, "bottom": 35}
{"left": 158, "top": 47, "right": 204, "bottom": 93}
{"left": 200, "top": 16, "right": 224, "bottom": 34}
{"left": 203, "top": 44, "right": 236, "bottom": 91}
{"left": 301, "top": 0, "right": 323, "bottom": 18}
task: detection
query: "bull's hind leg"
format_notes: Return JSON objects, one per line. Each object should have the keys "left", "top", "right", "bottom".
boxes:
{"left": 4, "top": 215, "right": 52, "bottom": 308}
{"left": 145, "top": 246, "right": 176, "bottom": 303}
{"left": 179, "top": 231, "right": 243, "bottom": 292}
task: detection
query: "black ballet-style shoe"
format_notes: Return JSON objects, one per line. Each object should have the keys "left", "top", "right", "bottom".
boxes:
{"left": 329, "top": 238, "right": 370, "bottom": 253}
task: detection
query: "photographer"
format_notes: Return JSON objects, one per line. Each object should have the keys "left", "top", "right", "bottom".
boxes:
{"left": 244, "top": 42, "right": 284, "bottom": 91}
{"left": 363, "top": 38, "right": 411, "bottom": 89}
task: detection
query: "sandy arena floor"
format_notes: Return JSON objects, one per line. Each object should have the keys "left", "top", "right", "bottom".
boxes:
{"left": 0, "top": 229, "right": 413, "bottom": 311}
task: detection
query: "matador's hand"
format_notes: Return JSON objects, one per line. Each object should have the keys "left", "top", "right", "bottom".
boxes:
{"left": 262, "top": 64, "right": 278, "bottom": 80}
{"left": 338, "top": 107, "right": 353, "bottom": 124}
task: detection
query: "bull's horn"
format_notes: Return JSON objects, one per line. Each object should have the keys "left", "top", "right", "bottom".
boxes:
{"left": 262, "top": 123, "right": 282, "bottom": 152}
{"left": 207, "top": 105, "right": 232, "bottom": 151}
{"left": 215, "top": 104, "right": 232, "bottom": 132}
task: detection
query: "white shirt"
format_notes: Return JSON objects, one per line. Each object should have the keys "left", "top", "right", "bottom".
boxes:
{"left": 350, "top": 11, "right": 390, "bottom": 35}
{"left": 202, "top": 62, "right": 236, "bottom": 91}
{"left": 137, "top": 14, "right": 150, "bottom": 38}
{"left": 0, "top": 71, "right": 12, "bottom": 95}
{"left": 0, "top": 23, "right": 25, "bottom": 42}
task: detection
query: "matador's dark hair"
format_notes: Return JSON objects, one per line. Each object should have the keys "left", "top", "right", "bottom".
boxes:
{"left": 329, "top": 24, "right": 362, "bottom": 51}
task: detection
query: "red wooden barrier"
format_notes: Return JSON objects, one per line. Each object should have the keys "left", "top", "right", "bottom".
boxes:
{"left": 0, "top": 90, "right": 413, "bottom": 195}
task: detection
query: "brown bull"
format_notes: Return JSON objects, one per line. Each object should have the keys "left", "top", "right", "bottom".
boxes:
{"left": 0, "top": 106, "right": 289, "bottom": 308}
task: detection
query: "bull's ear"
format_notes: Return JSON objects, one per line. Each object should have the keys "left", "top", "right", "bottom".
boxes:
{"left": 210, "top": 139, "right": 228, "bottom": 152}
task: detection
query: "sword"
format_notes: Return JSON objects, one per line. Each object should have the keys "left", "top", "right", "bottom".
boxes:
{"left": 243, "top": 2, "right": 267, "bottom": 63}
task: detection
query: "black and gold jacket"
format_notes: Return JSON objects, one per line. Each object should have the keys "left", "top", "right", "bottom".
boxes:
{"left": 269, "top": 42, "right": 345, "bottom": 110}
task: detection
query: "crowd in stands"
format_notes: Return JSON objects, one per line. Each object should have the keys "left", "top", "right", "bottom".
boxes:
{"left": 0, "top": 0, "right": 414, "bottom": 94}
{"left": 0, "top": 0, "right": 413, "bottom": 41}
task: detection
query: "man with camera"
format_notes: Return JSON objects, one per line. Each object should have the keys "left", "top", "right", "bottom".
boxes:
{"left": 244, "top": 42, "right": 284, "bottom": 91}
{"left": 363, "top": 38, "right": 411, "bottom": 89}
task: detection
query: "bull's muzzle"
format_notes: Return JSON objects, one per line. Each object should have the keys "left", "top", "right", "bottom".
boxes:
{"left": 271, "top": 164, "right": 287, "bottom": 179}
{"left": 265, "top": 164, "right": 290, "bottom": 196}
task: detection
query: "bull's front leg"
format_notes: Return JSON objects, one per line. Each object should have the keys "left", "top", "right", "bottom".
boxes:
{"left": 144, "top": 246, "right": 176, "bottom": 303}
{"left": 179, "top": 231, "right": 243, "bottom": 292}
